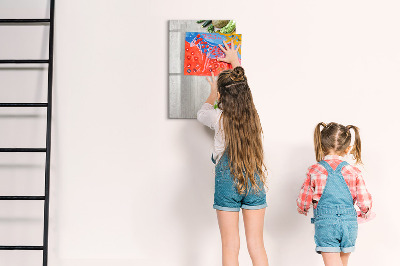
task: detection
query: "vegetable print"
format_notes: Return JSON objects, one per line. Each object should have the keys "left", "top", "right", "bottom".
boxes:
{"left": 184, "top": 32, "right": 242, "bottom": 76}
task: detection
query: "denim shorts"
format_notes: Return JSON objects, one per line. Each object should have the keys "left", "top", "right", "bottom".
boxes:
{"left": 312, "top": 208, "right": 358, "bottom": 253}
{"left": 213, "top": 153, "right": 267, "bottom": 211}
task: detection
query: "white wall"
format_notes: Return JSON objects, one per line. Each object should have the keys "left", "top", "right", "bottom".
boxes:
{"left": 1, "top": 0, "right": 399, "bottom": 265}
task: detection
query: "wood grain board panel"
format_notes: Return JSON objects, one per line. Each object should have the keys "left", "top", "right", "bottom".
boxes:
{"left": 168, "top": 20, "right": 211, "bottom": 119}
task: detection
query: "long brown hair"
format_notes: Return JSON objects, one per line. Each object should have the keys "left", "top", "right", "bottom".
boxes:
{"left": 314, "top": 122, "right": 362, "bottom": 164}
{"left": 217, "top": 66, "right": 267, "bottom": 194}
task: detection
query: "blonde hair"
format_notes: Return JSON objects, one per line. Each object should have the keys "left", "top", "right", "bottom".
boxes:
{"left": 217, "top": 66, "right": 267, "bottom": 194}
{"left": 314, "top": 122, "right": 362, "bottom": 164}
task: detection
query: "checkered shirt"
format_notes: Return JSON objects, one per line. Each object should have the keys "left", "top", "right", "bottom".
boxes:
{"left": 297, "top": 155, "right": 372, "bottom": 218}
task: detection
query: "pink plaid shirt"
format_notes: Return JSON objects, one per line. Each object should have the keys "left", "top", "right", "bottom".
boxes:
{"left": 297, "top": 155, "right": 372, "bottom": 218}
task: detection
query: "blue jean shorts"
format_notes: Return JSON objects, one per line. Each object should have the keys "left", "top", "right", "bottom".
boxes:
{"left": 312, "top": 211, "right": 358, "bottom": 253}
{"left": 212, "top": 153, "right": 267, "bottom": 212}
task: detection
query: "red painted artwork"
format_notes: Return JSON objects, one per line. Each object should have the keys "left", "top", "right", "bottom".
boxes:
{"left": 184, "top": 32, "right": 242, "bottom": 76}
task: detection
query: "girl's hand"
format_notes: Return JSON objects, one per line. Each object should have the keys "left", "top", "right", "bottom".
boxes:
{"left": 205, "top": 71, "right": 218, "bottom": 105}
{"left": 206, "top": 71, "right": 218, "bottom": 95}
{"left": 217, "top": 40, "right": 241, "bottom": 68}
{"left": 297, "top": 207, "right": 308, "bottom": 216}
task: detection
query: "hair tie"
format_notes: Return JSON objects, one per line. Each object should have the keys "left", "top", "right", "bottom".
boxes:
{"left": 225, "top": 81, "right": 246, "bottom": 88}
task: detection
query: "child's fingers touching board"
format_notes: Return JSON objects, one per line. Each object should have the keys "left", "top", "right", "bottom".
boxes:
{"left": 219, "top": 43, "right": 227, "bottom": 53}
{"left": 223, "top": 40, "right": 233, "bottom": 50}
{"left": 206, "top": 71, "right": 217, "bottom": 84}
{"left": 218, "top": 40, "right": 240, "bottom": 62}
{"left": 206, "top": 76, "right": 212, "bottom": 85}
{"left": 216, "top": 46, "right": 228, "bottom": 62}
{"left": 222, "top": 40, "right": 228, "bottom": 50}
{"left": 235, "top": 43, "right": 241, "bottom": 52}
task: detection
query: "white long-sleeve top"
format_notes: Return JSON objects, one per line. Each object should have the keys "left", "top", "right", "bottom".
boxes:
{"left": 197, "top": 102, "right": 225, "bottom": 164}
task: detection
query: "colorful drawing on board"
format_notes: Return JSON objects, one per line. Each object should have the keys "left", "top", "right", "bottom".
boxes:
{"left": 184, "top": 32, "right": 242, "bottom": 76}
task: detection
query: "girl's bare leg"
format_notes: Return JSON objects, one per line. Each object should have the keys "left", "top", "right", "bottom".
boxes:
{"left": 340, "top": 252, "right": 350, "bottom": 266}
{"left": 321, "top": 252, "right": 343, "bottom": 266}
{"left": 242, "top": 208, "right": 269, "bottom": 266}
{"left": 216, "top": 210, "right": 240, "bottom": 266}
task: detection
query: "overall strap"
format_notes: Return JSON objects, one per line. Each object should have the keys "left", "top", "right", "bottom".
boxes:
{"left": 318, "top": 160, "right": 333, "bottom": 174}
{"left": 334, "top": 161, "right": 349, "bottom": 173}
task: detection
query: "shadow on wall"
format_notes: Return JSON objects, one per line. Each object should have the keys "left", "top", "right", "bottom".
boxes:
{"left": 172, "top": 122, "right": 216, "bottom": 266}
{"left": 264, "top": 144, "right": 316, "bottom": 265}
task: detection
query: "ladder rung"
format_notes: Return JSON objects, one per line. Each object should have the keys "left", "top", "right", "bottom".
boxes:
{"left": 0, "top": 196, "right": 45, "bottom": 200}
{"left": 0, "top": 19, "right": 50, "bottom": 23}
{"left": 0, "top": 103, "right": 48, "bottom": 107}
{"left": 0, "top": 148, "right": 46, "bottom": 152}
{"left": 0, "top": 246, "right": 44, "bottom": 250}
{"left": 0, "top": 60, "right": 49, "bottom": 64}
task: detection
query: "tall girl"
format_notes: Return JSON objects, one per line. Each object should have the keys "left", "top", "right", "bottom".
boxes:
{"left": 297, "top": 122, "right": 373, "bottom": 266}
{"left": 197, "top": 40, "right": 269, "bottom": 266}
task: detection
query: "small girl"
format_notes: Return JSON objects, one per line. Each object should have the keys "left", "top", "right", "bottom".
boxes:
{"left": 197, "top": 40, "right": 269, "bottom": 266}
{"left": 297, "top": 122, "right": 373, "bottom": 266}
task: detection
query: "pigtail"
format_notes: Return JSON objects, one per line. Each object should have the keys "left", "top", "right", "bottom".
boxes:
{"left": 314, "top": 122, "right": 326, "bottom": 162}
{"left": 347, "top": 125, "right": 362, "bottom": 164}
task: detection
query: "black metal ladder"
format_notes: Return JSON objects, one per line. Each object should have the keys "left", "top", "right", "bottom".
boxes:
{"left": 0, "top": 1, "right": 55, "bottom": 265}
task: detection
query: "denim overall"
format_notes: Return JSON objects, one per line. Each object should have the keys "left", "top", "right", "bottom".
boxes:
{"left": 311, "top": 160, "right": 358, "bottom": 254}
{"left": 210, "top": 150, "right": 267, "bottom": 211}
